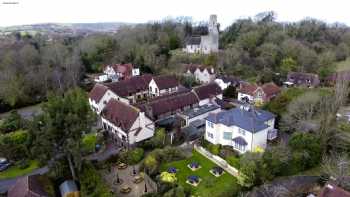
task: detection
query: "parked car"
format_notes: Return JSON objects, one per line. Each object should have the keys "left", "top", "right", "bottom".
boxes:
{"left": 0, "top": 158, "right": 11, "bottom": 172}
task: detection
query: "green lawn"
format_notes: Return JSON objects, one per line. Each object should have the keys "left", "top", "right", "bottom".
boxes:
{"left": 161, "top": 151, "right": 240, "bottom": 197}
{"left": 0, "top": 160, "right": 40, "bottom": 180}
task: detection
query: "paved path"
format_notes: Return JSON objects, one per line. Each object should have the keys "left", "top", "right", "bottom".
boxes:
{"left": 0, "top": 166, "right": 48, "bottom": 194}
{"left": 85, "top": 142, "right": 121, "bottom": 162}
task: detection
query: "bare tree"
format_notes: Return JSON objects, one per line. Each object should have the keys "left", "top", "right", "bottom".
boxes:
{"left": 281, "top": 91, "right": 321, "bottom": 132}
{"left": 322, "top": 153, "right": 350, "bottom": 190}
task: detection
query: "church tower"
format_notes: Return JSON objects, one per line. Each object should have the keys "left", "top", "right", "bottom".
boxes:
{"left": 208, "top": 14, "right": 219, "bottom": 52}
{"left": 208, "top": 15, "right": 218, "bottom": 35}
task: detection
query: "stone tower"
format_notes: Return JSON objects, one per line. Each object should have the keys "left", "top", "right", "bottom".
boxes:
{"left": 208, "top": 14, "right": 218, "bottom": 35}
{"left": 208, "top": 14, "right": 219, "bottom": 52}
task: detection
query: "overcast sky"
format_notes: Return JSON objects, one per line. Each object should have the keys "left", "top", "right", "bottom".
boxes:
{"left": 1, "top": 0, "right": 350, "bottom": 28}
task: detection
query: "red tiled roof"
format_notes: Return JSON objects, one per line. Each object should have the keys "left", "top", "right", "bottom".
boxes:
{"left": 193, "top": 83, "right": 222, "bottom": 100}
{"left": 8, "top": 175, "right": 49, "bottom": 197}
{"left": 88, "top": 83, "right": 108, "bottom": 103}
{"left": 239, "top": 82, "right": 280, "bottom": 98}
{"left": 138, "top": 91, "right": 199, "bottom": 118}
{"left": 261, "top": 82, "right": 281, "bottom": 97}
{"left": 319, "top": 184, "right": 350, "bottom": 197}
{"left": 239, "top": 82, "right": 258, "bottom": 95}
{"left": 152, "top": 75, "right": 179, "bottom": 90}
{"left": 101, "top": 99, "right": 139, "bottom": 131}
{"left": 105, "top": 74, "right": 152, "bottom": 97}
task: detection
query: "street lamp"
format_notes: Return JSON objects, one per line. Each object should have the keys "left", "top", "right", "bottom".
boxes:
{"left": 133, "top": 164, "right": 136, "bottom": 175}
{"left": 144, "top": 168, "right": 148, "bottom": 193}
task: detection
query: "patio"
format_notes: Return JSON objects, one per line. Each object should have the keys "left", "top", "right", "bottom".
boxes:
{"left": 101, "top": 164, "right": 156, "bottom": 197}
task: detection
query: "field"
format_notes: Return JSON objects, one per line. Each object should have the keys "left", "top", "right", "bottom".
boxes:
{"left": 161, "top": 151, "right": 240, "bottom": 197}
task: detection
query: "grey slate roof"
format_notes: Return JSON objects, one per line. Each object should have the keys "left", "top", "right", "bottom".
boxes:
{"left": 205, "top": 106, "right": 275, "bottom": 133}
{"left": 181, "top": 104, "right": 219, "bottom": 119}
{"left": 186, "top": 36, "right": 201, "bottom": 45}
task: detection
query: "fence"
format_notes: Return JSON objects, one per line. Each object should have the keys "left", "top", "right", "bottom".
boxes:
{"left": 143, "top": 172, "right": 158, "bottom": 193}
{"left": 194, "top": 144, "right": 240, "bottom": 177}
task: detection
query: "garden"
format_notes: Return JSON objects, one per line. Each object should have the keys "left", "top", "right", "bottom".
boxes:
{"left": 160, "top": 150, "right": 240, "bottom": 197}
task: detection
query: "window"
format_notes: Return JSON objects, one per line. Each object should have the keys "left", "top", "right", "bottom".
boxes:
{"left": 207, "top": 121, "right": 214, "bottom": 128}
{"left": 238, "top": 128, "right": 246, "bottom": 136}
{"left": 155, "top": 88, "right": 158, "bottom": 93}
{"left": 223, "top": 132, "right": 232, "bottom": 140}
{"left": 234, "top": 142, "right": 246, "bottom": 151}
{"left": 207, "top": 132, "right": 214, "bottom": 138}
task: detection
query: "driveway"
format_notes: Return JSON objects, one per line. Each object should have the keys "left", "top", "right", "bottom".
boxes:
{"left": 0, "top": 166, "right": 48, "bottom": 194}
{"left": 85, "top": 141, "right": 121, "bottom": 162}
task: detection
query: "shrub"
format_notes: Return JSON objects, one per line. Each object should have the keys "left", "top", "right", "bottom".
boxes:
{"left": 80, "top": 162, "right": 112, "bottom": 197}
{"left": 17, "top": 159, "right": 29, "bottom": 169}
{"left": 129, "top": 148, "right": 144, "bottom": 164}
{"left": 0, "top": 111, "right": 22, "bottom": 133}
{"left": 82, "top": 133, "right": 97, "bottom": 154}
{"left": 0, "top": 129, "right": 29, "bottom": 161}
{"left": 208, "top": 144, "right": 221, "bottom": 155}
{"left": 146, "top": 128, "right": 166, "bottom": 148}
{"left": 288, "top": 132, "right": 322, "bottom": 171}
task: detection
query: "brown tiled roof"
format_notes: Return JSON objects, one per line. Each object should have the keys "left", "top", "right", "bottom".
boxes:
{"left": 239, "top": 82, "right": 258, "bottom": 95}
{"left": 152, "top": 75, "right": 179, "bottom": 90}
{"left": 261, "top": 82, "right": 281, "bottom": 97}
{"left": 138, "top": 92, "right": 199, "bottom": 118}
{"left": 193, "top": 83, "right": 222, "bottom": 100}
{"left": 8, "top": 175, "right": 50, "bottom": 197}
{"left": 319, "top": 184, "right": 350, "bottom": 197}
{"left": 105, "top": 74, "right": 152, "bottom": 97}
{"left": 89, "top": 84, "right": 108, "bottom": 102}
{"left": 101, "top": 99, "right": 139, "bottom": 131}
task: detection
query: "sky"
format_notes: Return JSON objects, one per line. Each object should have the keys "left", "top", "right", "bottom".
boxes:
{"left": 0, "top": 0, "right": 350, "bottom": 28}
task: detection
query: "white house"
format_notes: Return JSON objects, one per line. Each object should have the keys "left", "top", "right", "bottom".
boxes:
{"left": 94, "top": 74, "right": 109, "bottom": 83}
{"left": 205, "top": 105, "right": 277, "bottom": 153}
{"left": 185, "top": 64, "right": 216, "bottom": 84}
{"left": 101, "top": 99, "right": 155, "bottom": 145}
{"left": 237, "top": 82, "right": 281, "bottom": 105}
{"left": 88, "top": 75, "right": 152, "bottom": 112}
{"left": 103, "top": 63, "right": 140, "bottom": 82}
{"left": 214, "top": 76, "right": 241, "bottom": 90}
{"left": 149, "top": 75, "right": 179, "bottom": 97}
{"left": 183, "top": 15, "right": 219, "bottom": 54}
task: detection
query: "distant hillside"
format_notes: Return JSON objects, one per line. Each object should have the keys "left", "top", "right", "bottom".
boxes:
{"left": 0, "top": 22, "right": 136, "bottom": 35}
